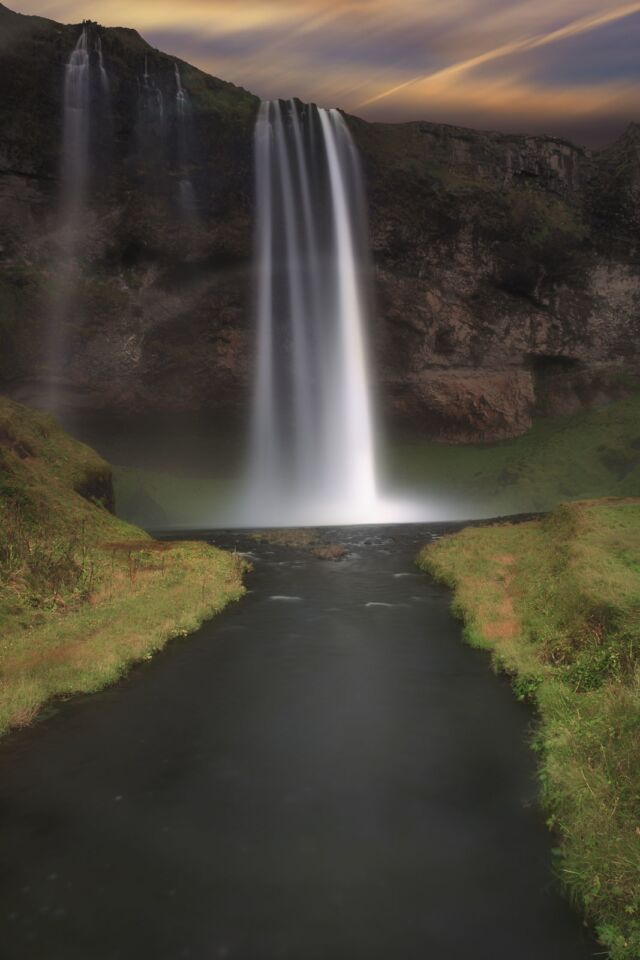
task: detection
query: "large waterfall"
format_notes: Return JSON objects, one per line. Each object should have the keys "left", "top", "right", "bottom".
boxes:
{"left": 246, "top": 99, "right": 380, "bottom": 525}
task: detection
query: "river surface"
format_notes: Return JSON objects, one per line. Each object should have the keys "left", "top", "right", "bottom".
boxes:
{"left": 0, "top": 525, "right": 596, "bottom": 959}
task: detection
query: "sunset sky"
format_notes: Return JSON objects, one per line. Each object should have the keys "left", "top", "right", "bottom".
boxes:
{"left": 12, "top": 0, "right": 640, "bottom": 145}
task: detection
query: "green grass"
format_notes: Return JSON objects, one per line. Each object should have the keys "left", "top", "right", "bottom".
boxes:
{"left": 0, "top": 397, "right": 245, "bottom": 736}
{"left": 113, "top": 465, "right": 233, "bottom": 528}
{"left": 386, "top": 392, "right": 640, "bottom": 517}
{"left": 418, "top": 499, "right": 640, "bottom": 958}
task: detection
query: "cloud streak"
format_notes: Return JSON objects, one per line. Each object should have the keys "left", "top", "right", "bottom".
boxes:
{"left": 10, "top": 0, "right": 640, "bottom": 144}
{"left": 358, "top": 1, "right": 640, "bottom": 106}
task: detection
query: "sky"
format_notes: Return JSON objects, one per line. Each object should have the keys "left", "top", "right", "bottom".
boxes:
{"left": 12, "top": 0, "right": 640, "bottom": 145}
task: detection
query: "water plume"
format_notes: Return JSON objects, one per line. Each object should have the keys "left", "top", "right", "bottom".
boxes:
{"left": 243, "top": 99, "right": 425, "bottom": 526}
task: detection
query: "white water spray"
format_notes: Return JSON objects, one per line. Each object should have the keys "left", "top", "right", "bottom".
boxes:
{"left": 244, "top": 100, "right": 423, "bottom": 526}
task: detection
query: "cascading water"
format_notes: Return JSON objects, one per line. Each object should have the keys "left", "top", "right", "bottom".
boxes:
{"left": 244, "top": 99, "right": 421, "bottom": 526}
{"left": 46, "top": 26, "right": 92, "bottom": 406}
{"left": 141, "top": 55, "right": 164, "bottom": 124}
{"left": 46, "top": 24, "right": 111, "bottom": 408}
{"left": 174, "top": 63, "right": 186, "bottom": 117}
{"left": 61, "top": 26, "right": 91, "bottom": 213}
{"left": 174, "top": 63, "right": 196, "bottom": 219}
{"left": 95, "top": 35, "right": 110, "bottom": 95}
{"left": 60, "top": 24, "right": 110, "bottom": 207}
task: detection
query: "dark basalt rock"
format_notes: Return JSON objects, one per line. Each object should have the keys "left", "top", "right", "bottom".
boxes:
{"left": 0, "top": 2, "right": 638, "bottom": 442}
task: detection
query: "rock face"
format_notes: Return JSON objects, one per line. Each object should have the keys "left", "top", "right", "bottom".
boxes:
{"left": 351, "top": 118, "right": 640, "bottom": 438}
{"left": 0, "top": 4, "right": 257, "bottom": 417}
{"left": 0, "top": 3, "right": 639, "bottom": 441}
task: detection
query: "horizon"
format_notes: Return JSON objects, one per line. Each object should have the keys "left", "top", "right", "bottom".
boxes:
{"left": 5, "top": 0, "right": 640, "bottom": 148}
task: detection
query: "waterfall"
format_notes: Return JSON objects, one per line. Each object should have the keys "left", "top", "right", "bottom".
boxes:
{"left": 60, "top": 24, "right": 110, "bottom": 208}
{"left": 46, "top": 27, "right": 92, "bottom": 404}
{"left": 140, "top": 55, "right": 165, "bottom": 124}
{"left": 174, "top": 62, "right": 196, "bottom": 219}
{"left": 61, "top": 26, "right": 91, "bottom": 211}
{"left": 245, "top": 99, "right": 379, "bottom": 525}
{"left": 95, "top": 35, "right": 110, "bottom": 95}
{"left": 174, "top": 63, "right": 186, "bottom": 117}
{"left": 46, "top": 24, "right": 110, "bottom": 408}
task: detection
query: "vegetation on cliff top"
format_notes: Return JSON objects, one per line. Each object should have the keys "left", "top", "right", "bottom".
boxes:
{"left": 0, "top": 396, "right": 244, "bottom": 737}
{"left": 418, "top": 499, "right": 640, "bottom": 958}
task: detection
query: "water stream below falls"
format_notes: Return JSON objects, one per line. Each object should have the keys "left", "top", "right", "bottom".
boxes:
{"left": 0, "top": 526, "right": 596, "bottom": 959}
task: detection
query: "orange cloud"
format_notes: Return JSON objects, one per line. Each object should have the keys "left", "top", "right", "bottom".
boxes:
{"left": 358, "top": 1, "right": 640, "bottom": 107}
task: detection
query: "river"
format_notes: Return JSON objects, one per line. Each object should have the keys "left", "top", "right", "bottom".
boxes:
{"left": 0, "top": 525, "right": 596, "bottom": 958}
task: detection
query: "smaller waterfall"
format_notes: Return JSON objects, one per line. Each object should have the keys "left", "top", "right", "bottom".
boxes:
{"left": 174, "top": 62, "right": 196, "bottom": 220}
{"left": 95, "top": 35, "right": 110, "bottom": 95}
{"left": 60, "top": 24, "right": 110, "bottom": 223}
{"left": 61, "top": 26, "right": 91, "bottom": 206}
{"left": 140, "top": 55, "right": 165, "bottom": 124}
{"left": 46, "top": 23, "right": 110, "bottom": 408}
{"left": 174, "top": 63, "right": 186, "bottom": 117}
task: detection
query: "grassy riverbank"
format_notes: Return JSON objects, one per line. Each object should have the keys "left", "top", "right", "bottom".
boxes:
{"left": 0, "top": 397, "right": 244, "bottom": 736}
{"left": 418, "top": 499, "right": 640, "bottom": 958}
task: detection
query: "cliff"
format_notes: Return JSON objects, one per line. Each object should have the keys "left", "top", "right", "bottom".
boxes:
{"left": 0, "top": 3, "right": 639, "bottom": 441}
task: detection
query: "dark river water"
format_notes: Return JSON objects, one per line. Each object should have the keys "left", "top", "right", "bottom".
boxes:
{"left": 0, "top": 525, "right": 596, "bottom": 959}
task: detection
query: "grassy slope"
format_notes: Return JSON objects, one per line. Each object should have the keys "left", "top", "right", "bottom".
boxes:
{"left": 387, "top": 392, "right": 640, "bottom": 517}
{"left": 0, "top": 397, "right": 244, "bottom": 735}
{"left": 114, "top": 465, "right": 233, "bottom": 528}
{"left": 418, "top": 500, "right": 640, "bottom": 958}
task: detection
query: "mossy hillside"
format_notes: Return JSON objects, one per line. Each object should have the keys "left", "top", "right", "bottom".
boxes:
{"left": 0, "top": 396, "right": 245, "bottom": 736}
{"left": 418, "top": 500, "right": 640, "bottom": 958}
{"left": 113, "top": 465, "right": 233, "bottom": 528}
{"left": 386, "top": 392, "right": 640, "bottom": 518}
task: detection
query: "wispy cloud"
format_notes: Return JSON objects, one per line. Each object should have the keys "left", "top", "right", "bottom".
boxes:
{"left": 358, "top": 1, "right": 640, "bottom": 106}
{"left": 11, "top": 0, "right": 640, "bottom": 143}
